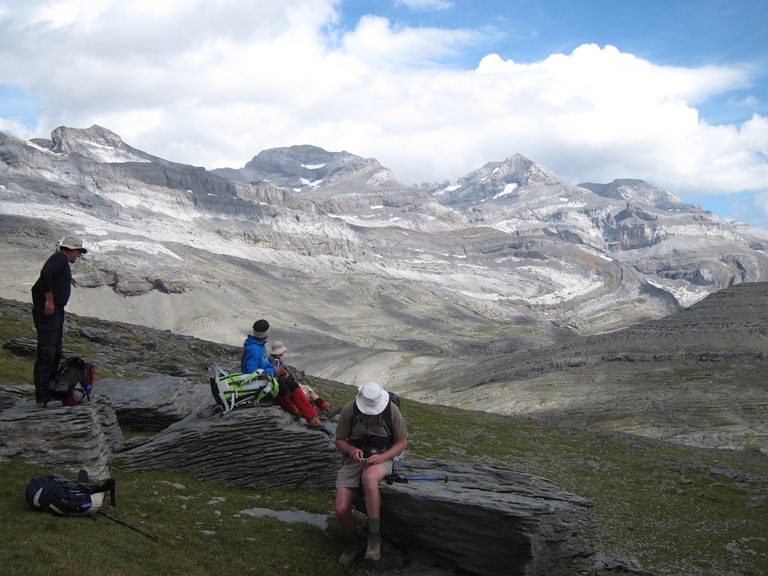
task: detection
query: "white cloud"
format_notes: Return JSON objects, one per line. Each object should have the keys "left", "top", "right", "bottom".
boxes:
{"left": 0, "top": 118, "right": 33, "bottom": 139}
{"left": 0, "top": 0, "right": 766, "bottom": 227}
{"left": 341, "top": 15, "right": 479, "bottom": 68}
{"left": 394, "top": 0, "right": 453, "bottom": 11}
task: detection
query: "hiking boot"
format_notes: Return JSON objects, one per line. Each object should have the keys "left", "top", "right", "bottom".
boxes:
{"left": 338, "top": 539, "right": 362, "bottom": 566}
{"left": 306, "top": 416, "right": 323, "bottom": 428}
{"left": 365, "top": 533, "right": 381, "bottom": 561}
{"left": 324, "top": 404, "right": 343, "bottom": 419}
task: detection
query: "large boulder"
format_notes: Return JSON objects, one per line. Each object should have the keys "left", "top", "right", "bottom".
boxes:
{"left": 116, "top": 403, "right": 340, "bottom": 489}
{"left": 377, "top": 459, "right": 598, "bottom": 576}
{"left": 96, "top": 375, "right": 214, "bottom": 431}
{"left": 0, "top": 398, "right": 122, "bottom": 480}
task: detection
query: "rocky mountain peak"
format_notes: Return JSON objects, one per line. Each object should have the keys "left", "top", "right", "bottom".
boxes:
{"left": 32, "top": 125, "right": 160, "bottom": 165}
{"left": 579, "top": 178, "right": 689, "bottom": 209}
{"left": 233, "top": 144, "right": 399, "bottom": 192}
{"left": 466, "top": 153, "right": 561, "bottom": 186}
{"left": 433, "top": 153, "right": 562, "bottom": 207}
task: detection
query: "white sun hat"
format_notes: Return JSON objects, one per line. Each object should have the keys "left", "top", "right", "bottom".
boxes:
{"left": 355, "top": 382, "right": 389, "bottom": 415}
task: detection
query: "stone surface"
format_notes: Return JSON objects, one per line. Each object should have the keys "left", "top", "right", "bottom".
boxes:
{"left": 0, "top": 400, "right": 121, "bottom": 480}
{"left": 97, "top": 375, "right": 214, "bottom": 431}
{"left": 376, "top": 459, "right": 599, "bottom": 576}
{"left": 116, "top": 403, "right": 340, "bottom": 489}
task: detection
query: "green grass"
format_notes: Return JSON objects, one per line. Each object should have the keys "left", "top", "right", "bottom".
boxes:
{"left": 1, "top": 301, "right": 767, "bottom": 576}
{"left": 1, "top": 461, "right": 348, "bottom": 576}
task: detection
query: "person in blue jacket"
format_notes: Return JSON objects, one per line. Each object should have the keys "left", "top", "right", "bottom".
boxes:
{"left": 31, "top": 236, "right": 87, "bottom": 406}
{"left": 241, "top": 319, "right": 321, "bottom": 428}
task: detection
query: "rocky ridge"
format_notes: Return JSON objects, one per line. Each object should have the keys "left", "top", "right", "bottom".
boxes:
{"left": 1, "top": 126, "right": 767, "bottom": 451}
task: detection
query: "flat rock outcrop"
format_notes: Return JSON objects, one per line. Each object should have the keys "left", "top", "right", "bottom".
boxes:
{"left": 116, "top": 403, "right": 340, "bottom": 489}
{"left": 97, "top": 375, "right": 215, "bottom": 431}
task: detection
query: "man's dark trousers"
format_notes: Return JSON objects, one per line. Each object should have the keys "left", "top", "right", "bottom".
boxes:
{"left": 33, "top": 307, "right": 64, "bottom": 404}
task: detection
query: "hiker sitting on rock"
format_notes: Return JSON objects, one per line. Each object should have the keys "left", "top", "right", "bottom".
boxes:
{"left": 334, "top": 382, "right": 408, "bottom": 565}
{"left": 269, "top": 341, "right": 342, "bottom": 419}
{"left": 241, "top": 319, "right": 321, "bottom": 428}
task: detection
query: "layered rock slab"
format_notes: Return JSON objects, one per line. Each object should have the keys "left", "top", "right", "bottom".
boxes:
{"left": 116, "top": 403, "right": 340, "bottom": 489}
{"left": 377, "top": 459, "right": 598, "bottom": 576}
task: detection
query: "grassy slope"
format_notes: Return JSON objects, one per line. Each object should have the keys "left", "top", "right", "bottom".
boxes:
{"left": 0, "top": 299, "right": 766, "bottom": 576}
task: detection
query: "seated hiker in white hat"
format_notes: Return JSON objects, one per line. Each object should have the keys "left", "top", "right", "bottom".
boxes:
{"left": 269, "top": 341, "right": 341, "bottom": 419}
{"left": 334, "top": 382, "right": 408, "bottom": 565}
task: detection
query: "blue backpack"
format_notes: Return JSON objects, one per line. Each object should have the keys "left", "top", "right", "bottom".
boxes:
{"left": 25, "top": 471, "right": 115, "bottom": 516}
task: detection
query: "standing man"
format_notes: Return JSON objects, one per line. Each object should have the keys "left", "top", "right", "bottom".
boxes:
{"left": 31, "top": 236, "right": 87, "bottom": 406}
{"left": 334, "top": 382, "right": 407, "bottom": 565}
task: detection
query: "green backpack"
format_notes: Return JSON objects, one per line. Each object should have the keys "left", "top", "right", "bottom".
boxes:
{"left": 209, "top": 363, "right": 280, "bottom": 415}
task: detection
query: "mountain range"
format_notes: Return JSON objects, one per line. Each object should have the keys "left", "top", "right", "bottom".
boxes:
{"left": 1, "top": 125, "right": 766, "bottom": 451}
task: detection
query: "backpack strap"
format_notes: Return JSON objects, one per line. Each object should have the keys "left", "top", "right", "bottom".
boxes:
{"left": 77, "top": 469, "right": 117, "bottom": 507}
{"left": 350, "top": 400, "right": 394, "bottom": 449}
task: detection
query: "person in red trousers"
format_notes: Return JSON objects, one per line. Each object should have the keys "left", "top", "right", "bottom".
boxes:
{"left": 269, "top": 341, "right": 342, "bottom": 419}
{"left": 241, "top": 319, "right": 321, "bottom": 428}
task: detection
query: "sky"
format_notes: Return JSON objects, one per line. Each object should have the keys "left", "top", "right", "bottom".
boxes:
{"left": 1, "top": 0, "right": 767, "bottom": 229}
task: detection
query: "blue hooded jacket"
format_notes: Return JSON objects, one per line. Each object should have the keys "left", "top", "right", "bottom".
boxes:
{"left": 241, "top": 335, "right": 276, "bottom": 376}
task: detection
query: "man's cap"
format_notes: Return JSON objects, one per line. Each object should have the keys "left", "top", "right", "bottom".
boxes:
{"left": 59, "top": 236, "right": 87, "bottom": 253}
{"left": 252, "top": 319, "right": 270, "bottom": 339}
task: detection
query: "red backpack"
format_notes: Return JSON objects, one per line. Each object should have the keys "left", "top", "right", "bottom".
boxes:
{"left": 51, "top": 357, "right": 95, "bottom": 405}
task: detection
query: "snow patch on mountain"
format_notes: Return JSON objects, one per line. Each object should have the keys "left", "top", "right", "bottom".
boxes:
{"left": 433, "top": 184, "right": 462, "bottom": 196}
{"left": 493, "top": 183, "right": 518, "bottom": 199}
{"left": 80, "top": 141, "right": 152, "bottom": 164}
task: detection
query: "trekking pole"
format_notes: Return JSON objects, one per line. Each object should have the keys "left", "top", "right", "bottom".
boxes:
{"left": 385, "top": 474, "right": 448, "bottom": 485}
{"left": 99, "top": 510, "right": 160, "bottom": 542}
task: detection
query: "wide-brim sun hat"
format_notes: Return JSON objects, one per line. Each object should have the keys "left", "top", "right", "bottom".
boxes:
{"left": 355, "top": 382, "right": 389, "bottom": 415}
{"left": 270, "top": 341, "right": 288, "bottom": 355}
{"left": 59, "top": 236, "right": 87, "bottom": 253}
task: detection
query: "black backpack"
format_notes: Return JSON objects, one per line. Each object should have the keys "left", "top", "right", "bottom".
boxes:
{"left": 25, "top": 470, "right": 116, "bottom": 516}
{"left": 50, "top": 357, "right": 95, "bottom": 405}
